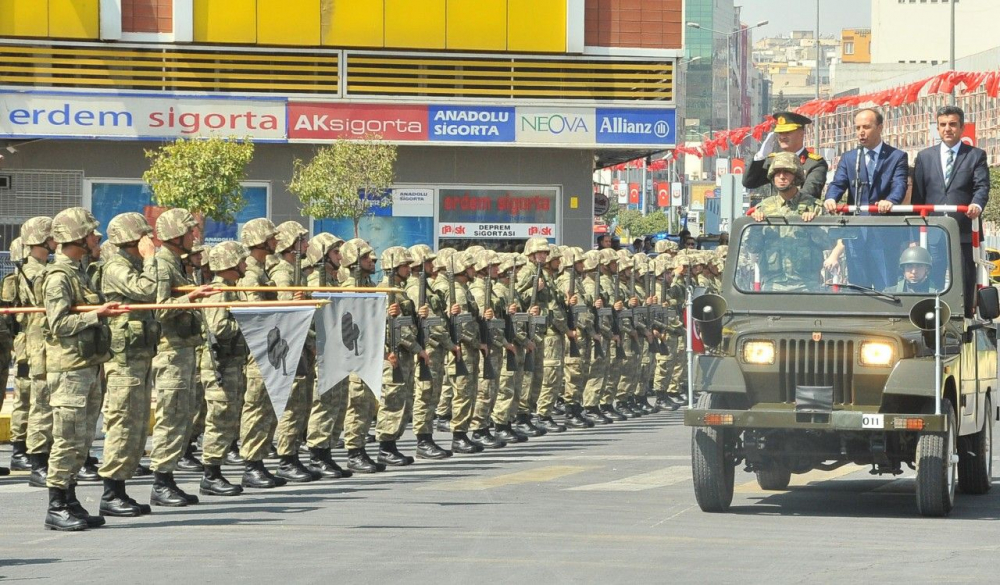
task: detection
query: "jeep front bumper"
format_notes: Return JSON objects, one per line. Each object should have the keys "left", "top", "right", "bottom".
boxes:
{"left": 683, "top": 409, "right": 948, "bottom": 433}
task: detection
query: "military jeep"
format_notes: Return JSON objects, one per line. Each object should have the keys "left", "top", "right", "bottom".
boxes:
{"left": 684, "top": 213, "right": 999, "bottom": 517}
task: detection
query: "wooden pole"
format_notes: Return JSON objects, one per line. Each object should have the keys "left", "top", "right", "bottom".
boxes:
{"left": 175, "top": 285, "right": 403, "bottom": 294}
{"left": 0, "top": 300, "right": 329, "bottom": 314}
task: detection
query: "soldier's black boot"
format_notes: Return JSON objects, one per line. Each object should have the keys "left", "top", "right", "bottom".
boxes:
{"left": 0, "top": 464, "right": 8, "bottom": 476}
{"left": 45, "top": 488, "right": 87, "bottom": 532}
{"left": 434, "top": 416, "right": 452, "bottom": 433}
{"left": 415, "top": 434, "right": 453, "bottom": 459}
{"left": 77, "top": 456, "right": 101, "bottom": 482}
{"left": 200, "top": 465, "right": 243, "bottom": 496}
{"left": 10, "top": 441, "right": 31, "bottom": 471}
{"left": 583, "top": 406, "right": 610, "bottom": 425}
{"left": 378, "top": 441, "right": 414, "bottom": 466}
{"left": 471, "top": 428, "right": 507, "bottom": 449}
{"left": 151, "top": 472, "right": 190, "bottom": 506}
{"left": 100, "top": 478, "right": 142, "bottom": 517}
{"left": 276, "top": 454, "right": 315, "bottom": 482}
{"left": 601, "top": 404, "right": 627, "bottom": 422}
{"left": 266, "top": 442, "right": 279, "bottom": 458}
{"left": 495, "top": 424, "right": 527, "bottom": 444}
{"left": 133, "top": 462, "right": 153, "bottom": 477}
{"left": 346, "top": 448, "right": 379, "bottom": 473}
{"left": 176, "top": 442, "right": 204, "bottom": 472}
{"left": 514, "top": 413, "right": 545, "bottom": 437}
{"left": 451, "top": 432, "right": 484, "bottom": 454}
{"left": 66, "top": 484, "right": 105, "bottom": 527}
{"left": 564, "top": 404, "right": 593, "bottom": 429}
{"left": 28, "top": 453, "right": 49, "bottom": 487}
{"left": 307, "top": 447, "right": 352, "bottom": 478}
{"left": 537, "top": 416, "right": 567, "bottom": 433}
{"left": 224, "top": 441, "right": 245, "bottom": 466}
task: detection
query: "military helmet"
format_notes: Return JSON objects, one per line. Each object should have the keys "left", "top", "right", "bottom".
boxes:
{"left": 599, "top": 248, "right": 617, "bottom": 265}
{"left": 616, "top": 249, "right": 633, "bottom": 266}
{"left": 408, "top": 244, "right": 436, "bottom": 267}
{"left": 582, "top": 250, "right": 601, "bottom": 271}
{"left": 274, "top": 220, "right": 308, "bottom": 254}
{"left": 524, "top": 237, "right": 550, "bottom": 255}
{"left": 155, "top": 208, "right": 197, "bottom": 242}
{"left": 547, "top": 244, "right": 563, "bottom": 261}
{"left": 100, "top": 240, "right": 119, "bottom": 258}
{"left": 899, "top": 246, "right": 933, "bottom": 267}
{"left": 381, "top": 246, "right": 413, "bottom": 270}
{"left": 474, "top": 250, "right": 500, "bottom": 272}
{"left": 433, "top": 247, "right": 455, "bottom": 271}
{"left": 209, "top": 240, "right": 248, "bottom": 272}
{"left": 451, "top": 250, "right": 476, "bottom": 272}
{"left": 106, "top": 212, "right": 152, "bottom": 246}
{"left": 239, "top": 218, "right": 277, "bottom": 248}
{"left": 8, "top": 237, "right": 24, "bottom": 263}
{"left": 51, "top": 207, "right": 101, "bottom": 244}
{"left": 768, "top": 151, "right": 806, "bottom": 186}
{"left": 305, "top": 232, "right": 343, "bottom": 266}
{"left": 340, "top": 238, "right": 374, "bottom": 267}
{"left": 498, "top": 254, "right": 516, "bottom": 274}
{"left": 20, "top": 216, "right": 53, "bottom": 247}
{"left": 465, "top": 245, "right": 485, "bottom": 257}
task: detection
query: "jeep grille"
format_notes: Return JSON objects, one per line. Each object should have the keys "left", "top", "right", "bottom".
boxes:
{"left": 778, "top": 338, "right": 855, "bottom": 404}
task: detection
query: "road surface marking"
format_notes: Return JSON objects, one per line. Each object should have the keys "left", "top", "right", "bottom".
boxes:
{"left": 567, "top": 466, "right": 692, "bottom": 492}
{"left": 420, "top": 465, "right": 597, "bottom": 491}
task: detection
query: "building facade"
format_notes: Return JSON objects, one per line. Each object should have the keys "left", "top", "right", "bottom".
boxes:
{"left": 0, "top": 0, "right": 682, "bottom": 251}
{"left": 870, "top": 0, "right": 1000, "bottom": 65}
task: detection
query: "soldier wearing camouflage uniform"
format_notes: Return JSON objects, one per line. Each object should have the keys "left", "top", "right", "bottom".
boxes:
{"left": 97, "top": 213, "right": 159, "bottom": 518}
{"left": 433, "top": 248, "right": 456, "bottom": 432}
{"left": 199, "top": 241, "right": 249, "bottom": 497}
{"left": 613, "top": 249, "right": 643, "bottom": 419}
{"left": 341, "top": 238, "right": 388, "bottom": 472}
{"left": 270, "top": 221, "right": 318, "bottom": 483}
{"left": 651, "top": 249, "right": 682, "bottom": 410}
{"left": 406, "top": 244, "right": 453, "bottom": 459}
{"left": 236, "top": 218, "right": 287, "bottom": 488}
{"left": 469, "top": 250, "right": 508, "bottom": 448}
{"left": 513, "top": 239, "right": 551, "bottom": 437}
{"left": 177, "top": 242, "right": 208, "bottom": 473}
{"left": 492, "top": 253, "right": 531, "bottom": 442}
{"left": 17, "top": 217, "right": 57, "bottom": 486}
{"left": 149, "top": 208, "right": 215, "bottom": 507}
{"left": 41, "top": 207, "right": 125, "bottom": 531}
{"left": 557, "top": 247, "right": 596, "bottom": 429}
{"left": 582, "top": 249, "right": 614, "bottom": 424}
{"left": 632, "top": 254, "right": 658, "bottom": 414}
{"left": 599, "top": 248, "right": 629, "bottom": 422}
{"left": 444, "top": 250, "right": 484, "bottom": 454}
{"left": 302, "top": 232, "right": 352, "bottom": 478}
{"left": 1, "top": 237, "right": 28, "bottom": 474}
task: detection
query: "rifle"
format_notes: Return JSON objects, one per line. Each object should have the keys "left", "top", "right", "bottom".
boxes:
{"left": 503, "top": 271, "right": 526, "bottom": 372}
{"left": 447, "top": 256, "right": 471, "bottom": 376}
{"left": 652, "top": 266, "right": 671, "bottom": 355}
{"left": 523, "top": 261, "right": 545, "bottom": 373}
{"left": 478, "top": 270, "right": 497, "bottom": 380}
{"left": 388, "top": 285, "right": 404, "bottom": 384}
{"left": 591, "top": 264, "right": 608, "bottom": 360}
{"left": 610, "top": 261, "right": 624, "bottom": 353}
{"left": 565, "top": 265, "right": 583, "bottom": 359}
{"left": 629, "top": 259, "right": 643, "bottom": 354}
{"left": 414, "top": 270, "right": 439, "bottom": 382}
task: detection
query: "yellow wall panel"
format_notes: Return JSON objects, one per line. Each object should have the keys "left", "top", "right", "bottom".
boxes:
{"left": 194, "top": 0, "right": 257, "bottom": 44}
{"left": 446, "top": 0, "right": 505, "bottom": 51}
{"left": 384, "top": 0, "right": 445, "bottom": 50}
{"left": 508, "top": 0, "right": 565, "bottom": 53}
{"left": 48, "top": 0, "right": 99, "bottom": 39}
{"left": 258, "top": 0, "right": 320, "bottom": 46}
{"left": 322, "top": 0, "right": 383, "bottom": 47}
{"left": 0, "top": 0, "right": 49, "bottom": 37}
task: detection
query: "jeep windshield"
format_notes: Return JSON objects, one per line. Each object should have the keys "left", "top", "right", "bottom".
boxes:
{"left": 734, "top": 223, "right": 952, "bottom": 295}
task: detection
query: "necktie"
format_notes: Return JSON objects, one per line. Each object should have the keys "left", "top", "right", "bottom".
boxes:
{"left": 945, "top": 148, "right": 954, "bottom": 185}
{"left": 866, "top": 150, "right": 877, "bottom": 183}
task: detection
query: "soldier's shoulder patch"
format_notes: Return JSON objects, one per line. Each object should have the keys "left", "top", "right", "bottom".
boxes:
{"left": 808, "top": 152, "right": 823, "bottom": 161}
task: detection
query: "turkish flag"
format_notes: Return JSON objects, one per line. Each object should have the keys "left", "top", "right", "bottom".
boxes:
{"left": 656, "top": 182, "right": 669, "bottom": 207}
{"left": 731, "top": 158, "right": 746, "bottom": 175}
{"left": 961, "top": 123, "right": 977, "bottom": 147}
{"left": 629, "top": 183, "right": 640, "bottom": 205}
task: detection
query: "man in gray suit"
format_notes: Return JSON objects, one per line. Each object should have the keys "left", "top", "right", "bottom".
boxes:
{"left": 911, "top": 105, "right": 991, "bottom": 316}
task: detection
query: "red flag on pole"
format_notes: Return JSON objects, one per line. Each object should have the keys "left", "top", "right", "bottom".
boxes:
{"left": 628, "top": 183, "right": 640, "bottom": 205}
{"left": 656, "top": 183, "right": 669, "bottom": 207}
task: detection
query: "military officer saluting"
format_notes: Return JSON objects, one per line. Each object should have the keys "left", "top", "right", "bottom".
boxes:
{"left": 743, "top": 111, "right": 829, "bottom": 201}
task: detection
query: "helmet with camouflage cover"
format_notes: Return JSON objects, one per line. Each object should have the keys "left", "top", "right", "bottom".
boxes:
{"left": 340, "top": 238, "right": 374, "bottom": 267}
{"left": 9, "top": 237, "right": 24, "bottom": 263}
{"left": 239, "top": 218, "right": 277, "bottom": 248}
{"left": 473, "top": 249, "right": 500, "bottom": 272}
{"left": 107, "top": 212, "right": 153, "bottom": 245}
{"left": 899, "top": 246, "right": 932, "bottom": 267}
{"left": 21, "top": 216, "right": 53, "bottom": 247}
{"left": 51, "top": 207, "right": 101, "bottom": 244}
{"left": 450, "top": 249, "right": 476, "bottom": 272}
{"left": 547, "top": 244, "right": 563, "bottom": 261}
{"left": 305, "top": 232, "right": 343, "bottom": 266}
{"left": 433, "top": 247, "right": 455, "bottom": 271}
{"left": 599, "top": 248, "right": 617, "bottom": 266}
{"left": 616, "top": 249, "right": 633, "bottom": 267}
{"left": 408, "top": 243, "right": 436, "bottom": 268}
{"left": 561, "top": 246, "right": 581, "bottom": 265}
{"left": 275, "top": 220, "right": 308, "bottom": 254}
{"left": 155, "top": 208, "right": 197, "bottom": 242}
{"left": 209, "top": 240, "right": 249, "bottom": 272}
{"left": 381, "top": 246, "right": 413, "bottom": 270}
{"left": 654, "top": 239, "right": 677, "bottom": 254}
{"left": 582, "top": 249, "right": 600, "bottom": 271}
{"left": 768, "top": 151, "right": 805, "bottom": 186}
{"left": 523, "top": 237, "right": 550, "bottom": 256}
{"left": 498, "top": 253, "right": 516, "bottom": 274}
{"left": 465, "top": 245, "right": 485, "bottom": 257}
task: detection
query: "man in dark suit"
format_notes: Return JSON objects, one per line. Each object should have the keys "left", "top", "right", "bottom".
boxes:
{"left": 822, "top": 108, "right": 910, "bottom": 289}
{"left": 911, "top": 105, "right": 991, "bottom": 316}
{"left": 743, "top": 111, "right": 829, "bottom": 201}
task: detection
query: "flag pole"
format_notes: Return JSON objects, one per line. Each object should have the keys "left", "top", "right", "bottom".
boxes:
{"left": 0, "top": 299, "right": 330, "bottom": 314}
{"left": 175, "top": 285, "right": 404, "bottom": 294}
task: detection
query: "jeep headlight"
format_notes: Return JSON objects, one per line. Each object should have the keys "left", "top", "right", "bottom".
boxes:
{"left": 860, "top": 341, "right": 894, "bottom": 367}
{"left": 742, "top": 340, "right": 775, "bottom": 365}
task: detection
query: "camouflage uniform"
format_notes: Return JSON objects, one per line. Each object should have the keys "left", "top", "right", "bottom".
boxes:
{"left": 613, "top": 250, "right": 641, "bottom": 413}
{"left": 583, "top": 250, "right": 613, "bottom": 420}
{"left": 444, "top": 250, "right": 482, "bottom": 452}
{"left": 599, "top": 250, "right": 625, "bottom": 413}
{"left": 492, "top": 254, "right": 529, "bottom": 437}
{"left": 1, "top": 237, "right": 28, "bottom": 472}
{"left": 469, "top": 250, "right": 507, "bottom": 445}
{"left": 558, "top": 247, "right": 597, "bottom": 427}
{"left": 749, "top": 190, "right": 828, "bottom": 291}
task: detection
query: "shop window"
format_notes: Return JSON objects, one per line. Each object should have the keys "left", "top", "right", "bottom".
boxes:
{"left": 122, "top": 0, "right": 173, "bottom": 33}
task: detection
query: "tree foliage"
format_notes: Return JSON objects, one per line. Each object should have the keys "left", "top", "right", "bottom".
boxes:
{"left": 143, "top": 136, "right": 254, "bottom": 224}
{"left": 288, "top": 135, "right": 397, "bottom": 238}
{"left": 616, "top": 208, "right": 671, "bottom": 238}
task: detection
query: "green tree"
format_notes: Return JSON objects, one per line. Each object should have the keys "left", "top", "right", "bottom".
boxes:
{"left": 981, "top": 167, "right": 1000, "bottom": 223}
{"left": 288, "top": 135, "right": 397, "bottom": 238}
{"left": 772, "top": 90, "right": 789, "bottom": 112}
{"left": 143, "top": 136, "right": 254, "bottom": 225}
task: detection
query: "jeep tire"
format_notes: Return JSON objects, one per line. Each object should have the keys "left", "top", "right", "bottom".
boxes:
{"left": 755, "top": 462, "right": 792, "bottom": 491}
{"left": 915, "top": 399, "right": 957, "bottom": 517}
{"left": 691, "top": 393, "right": 735, "bottom": 512}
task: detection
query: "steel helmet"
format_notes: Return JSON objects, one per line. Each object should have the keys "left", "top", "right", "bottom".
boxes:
{"left": 107, "top": 212, "right": 153, "bottom": 245}
{"left": 450, "top": 250, "right": 476, "bottom": 272}
{"left": 380, "top": 246, "right": 413, "bottom": 270}
{"left": 434, "top": 247, "right": 455, "bottom": 271}
{"left": 524, "top": 237, "right": 550, "bottom": 256}
{"left": 8, "top": 237, "right": 24, "bottom": 263}
{"left": 341, "top": 238, "right": 374, "bottom": 267}
{"left": 408, "top": 244, "right": 436, "bottom": 267}
{"left": 562, "top": 247, "right": 582, "bottom": 266}
{"left": 155, "top": 208, "right": 197, "bottom": 242}
{"left": 474, "top": 250, "right": 500, "bottom": 272}
{"left": 599, "top": 248, "right": 617, "bottom": 266}
{"left": 239, "top": 218, "right": 277, "bottom": 248}
{"left": 275, "top": 220, "right": 308, "bottom": 254}
{"left": 305, "top": 232, "right": 343, "bottom": 266}
{"left": 51, "top": 207, "right": 101, "bottom": 244}
{"left": 616, "top": 249, "right": 632, "bottom": 266}
{"left": 899, "top": 246, "right": 933, "bottom": 267}
{"left": 498, "top": 254, "right": 516, "bottom": 274}
{"left": 465, "top": 245, "right": 485, "bottom": 257}
{"left": 768, "top": 151, "right": 805, "bottom": 186}
{"left": 583, "top": 250, "right": 601, "bottom": 271}
{"left": 20, "top": 216, "right": 53, "bottom": 247}
{"left": 547, "top": 245, "right": 563, "bottom": 261}
{"left": 209, "top": 240, "right": 248, "bottom": 272}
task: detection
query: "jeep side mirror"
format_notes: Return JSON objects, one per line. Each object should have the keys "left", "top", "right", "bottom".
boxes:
{"left": 977, "top": 287, "right": 1000, "bottom": 321}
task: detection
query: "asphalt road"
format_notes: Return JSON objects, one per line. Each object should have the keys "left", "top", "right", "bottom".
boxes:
{"left": 2, "top": 410, "right": 999, "bottom": 584}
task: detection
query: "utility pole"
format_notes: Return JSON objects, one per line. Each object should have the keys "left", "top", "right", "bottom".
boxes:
{"left": 814, "top": 0, "right": 821, "bottom": 149}
{"left": 950, "top": 0, "right": 956, "bottom": 105}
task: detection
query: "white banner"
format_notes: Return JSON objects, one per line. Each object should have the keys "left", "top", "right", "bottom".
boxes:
{"left": 390, "top": 188, "right": 435, "bottom": 217}
{"left": 231, "top": 306, "right": 316, "bottom": 421}
{"left": 438, "top": 222, "right": 556, "bottom": 239}
{"left": 0, "top": 92, "right": 286, "bottom": 140}
{"left": 314, "top": 293, "right": 387, "bottom": 400}
{"left": 670, "top": 182, "right": 683, "bottom": 207}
